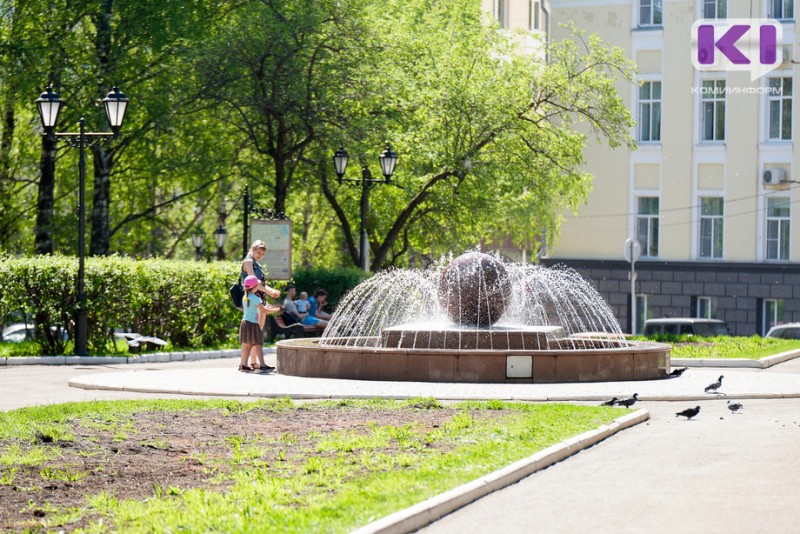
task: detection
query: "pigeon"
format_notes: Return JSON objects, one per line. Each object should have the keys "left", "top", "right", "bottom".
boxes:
{"left": 668, "top": 367, "right": 687, "bottom": 378}
{"left": 727, "top": 400, "right": 744, "bottom": 413}
{"left": 600, "top": 397, "right": 618, "bottom": 406}
{"left": 615, "top": 393, "right": 639, "bottom": 409}
{"left": 704, "top": 375, "right": 724, "bottom": 393}
{"left": 676, "top": 406, "right": 701, "bottom": 420}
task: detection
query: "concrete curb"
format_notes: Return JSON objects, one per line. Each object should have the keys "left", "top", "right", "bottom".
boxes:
{"left": 672, "top": 348, "right": 800, "bottom": 369}
{"left": 351, "top": 409, "right": 650, "bottom": 534}
{"left": 1, "top": 349, "right": 244, "bottom": 366}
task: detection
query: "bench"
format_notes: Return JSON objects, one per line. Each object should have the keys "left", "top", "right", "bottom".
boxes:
{"left": 267, "top": 313, "right": 324, "bottom": 342}
{"left": 114, "top": 332, "right": 167, "bottom": 353}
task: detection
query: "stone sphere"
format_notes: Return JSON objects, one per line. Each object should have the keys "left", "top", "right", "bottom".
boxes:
{"left": 437, "top": 252, "right": 512, "bottom": 327}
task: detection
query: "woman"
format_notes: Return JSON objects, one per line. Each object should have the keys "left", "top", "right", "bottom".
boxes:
{"left": 241, "top": 240, "right": 282, "bottom": 301}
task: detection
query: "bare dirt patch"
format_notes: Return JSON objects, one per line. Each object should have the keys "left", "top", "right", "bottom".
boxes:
{"left": 0, "top": 404, "right": 488, "bottom": 531}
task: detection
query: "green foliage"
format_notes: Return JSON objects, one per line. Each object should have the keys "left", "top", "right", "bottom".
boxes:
{"left": 0, "top": 256, "right": 245, "bottom": 354}
{"left": 291, "top": 266, "right": 370, "bottom": 309}
{"left": 1, "top": 0, "right": 637, "bottom": 272}
{"left": 634, "top": 334, "right": 800, "bottom": 360}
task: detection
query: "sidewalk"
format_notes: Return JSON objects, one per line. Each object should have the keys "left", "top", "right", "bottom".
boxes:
{"left": 65, "top": 350, "right": 800, "bottom": 403}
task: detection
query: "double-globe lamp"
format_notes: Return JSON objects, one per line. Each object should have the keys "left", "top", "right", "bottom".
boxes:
{"left": 35, "top": 84, "right": 129, "bottom": 356}
{"left": 332, "top": 144, "right": 398, "bottom": 271}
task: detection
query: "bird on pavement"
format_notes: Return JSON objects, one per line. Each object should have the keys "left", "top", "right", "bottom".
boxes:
{"left": 600, "top": 397, "right": 618, "bottom": 406}
{"left": 675, "top": 406, "right": 701, "bottom": 420}
{"left": 727, "top": 400, "right": 744, "bottom": 413}
{"left": 615, "top": 393, "right": 639, "bottom": 409}
{"left": 668, "top": 367, "right": 687, "bottom": 378}
{"left": 704, "top": 375, "right": 724, "bottom": 393}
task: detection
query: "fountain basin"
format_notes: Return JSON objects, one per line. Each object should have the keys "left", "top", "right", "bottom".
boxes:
{"left": 276, "top": 338, "right": 671, "bottom": 383}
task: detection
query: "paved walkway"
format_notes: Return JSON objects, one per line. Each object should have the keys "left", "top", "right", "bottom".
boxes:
{"left": 65, "top": 352, "right": 800, "bottom": 403}
{"left": 3, "top": 353, "right": 800, "bottom": 533}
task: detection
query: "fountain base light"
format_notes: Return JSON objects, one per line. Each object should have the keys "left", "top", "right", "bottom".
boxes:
{"left": 276, "top": 337, "right": 671, "bottom": 383}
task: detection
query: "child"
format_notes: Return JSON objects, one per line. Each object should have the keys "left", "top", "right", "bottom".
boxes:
{"left": 239, "top": 275, "right": 274, "bottom": 373}
{"left": 295, "top": 291, "right": 310, "bottom": 314}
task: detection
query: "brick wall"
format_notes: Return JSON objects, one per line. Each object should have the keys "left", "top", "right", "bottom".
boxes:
{"left": 541, "top": 259, "right": 800, "bottom": 336}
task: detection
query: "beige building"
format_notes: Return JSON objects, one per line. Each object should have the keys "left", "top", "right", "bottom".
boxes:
{"left": 490, "top": 0, "right": 800, "bottom": 335}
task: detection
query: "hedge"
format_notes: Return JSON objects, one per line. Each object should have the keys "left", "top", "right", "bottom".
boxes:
{"left": 0, "top": 256, "right": 370, "bottom": 356}
{"left": 0, "top": 256, "right": 244, "bottom": 355}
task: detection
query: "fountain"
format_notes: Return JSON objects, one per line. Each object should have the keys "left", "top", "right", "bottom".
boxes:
{"left": 276, "top": 251, "right": 671, "bottom": 383}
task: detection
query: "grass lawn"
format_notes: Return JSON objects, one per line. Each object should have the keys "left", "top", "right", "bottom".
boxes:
{"left": 635, "top": 335, "right": 800, "bottom": 360}
{"left": 0, "top": 398, "right": 625, "bottom": 532}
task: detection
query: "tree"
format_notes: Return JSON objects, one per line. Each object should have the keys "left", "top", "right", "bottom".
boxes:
{"left": 319, "top": 1, "right": 636, "bottom": 270}
{"left": 193, "top": 0, "right": 365, "bottom": 217}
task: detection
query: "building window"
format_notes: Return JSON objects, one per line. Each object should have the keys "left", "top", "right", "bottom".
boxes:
{"left": 763, "top": 299, "right": 784, "bottom": 334}
{"left": 766, "top": 197, "right": 790, "bottom": 260}
{"left": 768, "top": 0, "right": 794, "bottom": 19}
{"left": 639, "top": 0, "right": 663, "bottom": 26}
{"left": 530, "top": 1, "right": 540, "bottom": 31}
{"left": 697, "top": 297, "right": 717, "bottom": 319}
{"left": 494, "top": 0, "right": 507, "bottom": 27}
{"left": 638, "top": 81, "right": 662, "bottom": 142}
{"left": 768, "top": 77, "right": 792, "bottom": 140}
{"left": 703, "top": 0, "right": 727, "bottom": 18}
{"left": 699, "top": 197, "right": 724, "bottom": 258}
{"left": 701, "top": 80, "right": 726, "bottom": 141}
{"left": 636, "top": 197, "right": 660, "bottom": 257}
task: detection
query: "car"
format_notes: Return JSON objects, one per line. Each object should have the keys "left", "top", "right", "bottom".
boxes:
{"left": 642, "top": 318, "right": 731, "bottom": 337}
{"left": 765, "top": 323, "right": 800, "bottom": 339}
{"left": 1, "top": 323, "right": 69, "bottom": 343}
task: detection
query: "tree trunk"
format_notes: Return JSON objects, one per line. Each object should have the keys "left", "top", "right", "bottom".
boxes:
{"left": 0, "top": 100, "right": 15, "bottom": 248}
{"left": 89, "top": 0, "right": 115, "bottom": 255}
{"left": 34, "top": 136, "right": 57, "bottom": 255}
{"left": 90, "top": 144, "right": 113, "bottom": 255}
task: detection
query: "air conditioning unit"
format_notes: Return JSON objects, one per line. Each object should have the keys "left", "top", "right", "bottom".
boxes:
{"left": 763, "top": 167, "right": 787, "bottom": 185}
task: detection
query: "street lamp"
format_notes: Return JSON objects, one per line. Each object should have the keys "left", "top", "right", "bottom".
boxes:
{"left": 35, "top": 84, "right": 129, "bottom": 356}
{"left": 192, "top": 230, "right": 205, "bottom": 261}
{"left": 213, "top": 225, "right": 228, "bottom": 260}
{"left": 333, "top": 143, "right": 399, "bottom": 271}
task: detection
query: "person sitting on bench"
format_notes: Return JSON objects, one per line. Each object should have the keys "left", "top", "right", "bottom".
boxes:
{"left": 282, "top": 284, "right": 304, "bottom": 324}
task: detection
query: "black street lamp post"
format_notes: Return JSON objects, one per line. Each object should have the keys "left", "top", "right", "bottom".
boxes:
{"left": 35, "top": 85, "right": 129, "bottom": 356}
{"left": 213, "top": 225, "right": 228, "bottom": 260}
{"left": 333, "top": 144, "right": 398, "bottom": 271}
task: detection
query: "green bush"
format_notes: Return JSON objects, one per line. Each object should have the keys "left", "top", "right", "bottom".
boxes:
{"left": 0, "top": 256, "right": 248, "bottom": 355}
{"left": 292, "top": 266, "right": 370, "bottom": 310}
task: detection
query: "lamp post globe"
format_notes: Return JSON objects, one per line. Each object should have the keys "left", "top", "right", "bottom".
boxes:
{"left": 102, "top": 86, "right": 129, "bottom": 135}
{"left": 333, "top": 146, "right": 349, "bottom": 182}
{"left": 192, "top": 230, "right": 205, "bottom": 261}
{"left": 35, "top": 85, "right": 62, "bottom": 133}
{"left": 379, "top": 143, "right": 398, "bottom": 181}
{"left": 213, "top": 225, "right": 228, "bottom": 260}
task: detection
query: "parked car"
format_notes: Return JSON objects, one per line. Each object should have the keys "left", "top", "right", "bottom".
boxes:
{"left": 1, "top": 323, "right": 69, "bottom": 343}
{"left": 765, "top": 323, "right": 800, "bottom": 339}
{"left": 643, "top": 318, "right": 731, "bottom": 337}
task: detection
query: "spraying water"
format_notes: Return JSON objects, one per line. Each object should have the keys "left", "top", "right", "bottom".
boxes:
{"left": 321, "top": 251, "right": 628, "bottom": 350}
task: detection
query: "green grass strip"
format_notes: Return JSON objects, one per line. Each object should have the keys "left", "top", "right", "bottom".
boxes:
{"left": 53, "top": 399, "right": 623, "bottom": 533}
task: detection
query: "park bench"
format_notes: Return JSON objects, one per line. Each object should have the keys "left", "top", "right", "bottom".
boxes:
{"left": 267, "top": 311, "right": 324, "bottom": 342}
{"left": 114, "top": 332, "right": 167, "bottom": 352}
